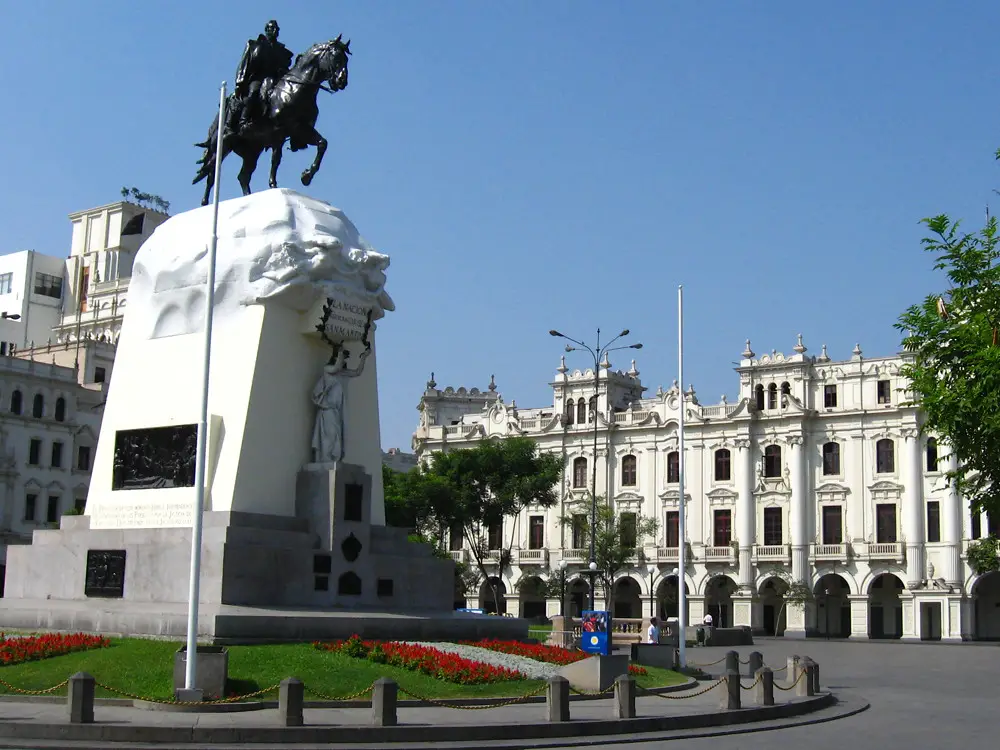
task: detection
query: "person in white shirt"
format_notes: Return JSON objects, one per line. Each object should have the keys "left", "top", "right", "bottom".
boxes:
{"left": 647, "top": 616, "right": 661, "bottom": 644}
{"left": 703, "top": 613, "right": 714, "bottom": 626}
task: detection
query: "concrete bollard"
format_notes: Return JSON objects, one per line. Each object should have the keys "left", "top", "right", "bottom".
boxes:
{"left": 68, "top": 672, "right": 95, "bottom": 724}
{"left": 787, "top": 654, "right": 801, "bottom": 683}
{"left": 725, "top": 650, "right": 739, "bottom": 676}
{"left": 372, "top": 677, "right": 397, "bottom": 727}
{"left": 809, "top": 659, "right": 821, "bottom": 692}
{"left": 796, "top": 661, "right": 815, "bottom": 697}
{"left": 278, "top": 677, "right": 304, "bottom": 727}
{"left": 613, "top": 674, "right": 636, "bottom": 719}
{"left": 748, "top": 651, "right": 763, "bottom": 678}
{"left": 546, "top": 676, "right": 570, "bottom": 722}
{"left": 672, "top": 647, "right": 681, "bottom": 671}
{"left": 755, "top": 667, "right": 774, "bottom": 706}
{"left": 720, "top": 670, "right": 741, "bottom": 710}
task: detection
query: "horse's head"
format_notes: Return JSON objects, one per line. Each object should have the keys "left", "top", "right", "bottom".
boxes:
{"left": 321, "top": 35, "right": 351, "bottom": 92}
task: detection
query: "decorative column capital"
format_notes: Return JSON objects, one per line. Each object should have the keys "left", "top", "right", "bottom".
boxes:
{"left": 901, "top": 427, "right": 920, "bottom": 441}
{"left": 786, "top": 435, "right": 804, "bottom": 447}
{"left": 734, "top": 438, "right": 752, "bottom": 450}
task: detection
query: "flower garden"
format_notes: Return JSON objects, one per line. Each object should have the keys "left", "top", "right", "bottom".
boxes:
{"left": 0, "top": 633, "right": 109, "bottom": 666}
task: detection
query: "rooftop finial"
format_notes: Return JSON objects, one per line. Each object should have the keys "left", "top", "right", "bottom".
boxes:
{"left": 488, "top": 374, "right": 497, "bottom": 392}
{"left": 600, "top": 352, "right": 611, "bottom": 369}
{"left": 793, "top": 333, "right": 806, "bottom": 354}
{"left": 742, "top": 339, "right": 755, "bottom": 358}
{"left": 852, "top": 343, "right": 862, "bottom": 358}
{"left": 426, "top": 372, "right": 437, "bottom": 389}
{"left": 556, "top": 356, "right": 568, "bottom": 375}
{"left": 628, "top": 359, "right": 639, "bottom": 377}
{"left": 817, "top": 343, "right": 830, "bottom": 363}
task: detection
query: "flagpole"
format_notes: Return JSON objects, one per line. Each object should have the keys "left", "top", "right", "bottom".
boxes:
{"left": 184, "top": 80, "right": 227, "bottom": 696}
{"left": 677, "top": 285, "right": 687, "bottom": 670}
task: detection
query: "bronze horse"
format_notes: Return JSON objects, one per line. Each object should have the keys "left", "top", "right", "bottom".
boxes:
{"left": 193, "top": 36, "right": 350, "bottom": 206}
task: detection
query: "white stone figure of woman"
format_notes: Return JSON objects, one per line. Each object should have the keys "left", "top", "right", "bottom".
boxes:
{"left": 311, "top": 346, "right": 370, "bottom": 464}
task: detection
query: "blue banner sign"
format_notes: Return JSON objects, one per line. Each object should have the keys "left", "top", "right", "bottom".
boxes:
{"left": 580, "top": 610, "right": 611, "bottom": 655}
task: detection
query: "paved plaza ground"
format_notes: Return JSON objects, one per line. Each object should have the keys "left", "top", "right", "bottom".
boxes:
{"left": 570, "top": 638, "right": 1000, "bottom": 749}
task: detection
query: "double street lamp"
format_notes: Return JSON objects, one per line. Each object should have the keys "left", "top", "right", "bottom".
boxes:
{"left": 549, "top": 328, "right": 642, "bottom": 611}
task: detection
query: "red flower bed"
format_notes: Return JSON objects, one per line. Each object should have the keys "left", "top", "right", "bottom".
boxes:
{"left": 314, "top": 636, "right": 525, "bottom": 685}
{"left": 459, "top": 638, "right": 587, "bottom": 666}
{"left": 628, "top": 664, "right": 648, "bottom": 676}
{"left": 0, "top": 633, "right": 110, "bottom": 666}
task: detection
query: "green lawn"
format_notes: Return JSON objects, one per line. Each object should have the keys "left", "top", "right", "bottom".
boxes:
{"left": 0, "top": 638, "right": 683, "bottom": 701}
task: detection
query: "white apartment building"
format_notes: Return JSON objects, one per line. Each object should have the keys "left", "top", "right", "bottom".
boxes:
{"left": 412, "top": 338, "right": 1000, "bottom": 641}
{"left": 0, "top": 250, "right": 70, "bottom": 349}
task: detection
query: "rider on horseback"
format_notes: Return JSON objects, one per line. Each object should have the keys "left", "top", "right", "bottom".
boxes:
{"left": 230, "top": 20, "right": 294, "bottom": 133}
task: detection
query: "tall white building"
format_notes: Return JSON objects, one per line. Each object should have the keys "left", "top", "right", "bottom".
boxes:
{"left": 412, "top": 338, "right": 1000, "bottom": 641}
{"left": 0, "top": 250, "right": 71, "bottom": 349}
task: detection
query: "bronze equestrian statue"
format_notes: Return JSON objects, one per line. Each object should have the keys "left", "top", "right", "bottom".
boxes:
{"left": 194, "top": 21, "right": 351, "bottom": 205}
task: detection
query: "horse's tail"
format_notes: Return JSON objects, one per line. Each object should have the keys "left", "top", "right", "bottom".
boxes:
{"left": 192, "top": 113, "right": 221, "bottom": 185}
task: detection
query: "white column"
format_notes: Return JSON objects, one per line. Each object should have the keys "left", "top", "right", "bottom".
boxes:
{"left": 902, "top": 429, "right": 925, "bottom": 588}
{"left": 736, "top": 438, "right": 755, "bottom": 589}
{"left": 789, "top": 436, "right": 808, "bottom": 582}
{"left": 941, "top": 450, "right": 963, "bottom": 586}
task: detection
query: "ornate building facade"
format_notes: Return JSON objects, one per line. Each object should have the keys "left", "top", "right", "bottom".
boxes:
{"left": 412, "top": 338, "right": 1000, "bottom": 641}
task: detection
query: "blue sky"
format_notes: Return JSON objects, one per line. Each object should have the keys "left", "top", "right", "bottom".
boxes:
{"left": 3, "top": 1, "right": 1000, "bottom": 451}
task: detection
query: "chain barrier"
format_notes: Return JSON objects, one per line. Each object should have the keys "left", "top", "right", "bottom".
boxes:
{"left": 739, "top": 658, "right": 751, "bottom": 665}
{"left": 568, "top": 683, "right": 617, "bottom": 697}
{"left": 0, "top": 676, "right": 69, "bottom": 696}
{"left": 636, "top": 678, "right": 724, "bottom": 700}
{"left": 739, "top": 674, "right": 762, "bottom": 691}
{"left": 687, "top": 656, "right": 726, "bottom": 668}
{"left": 772, "top": 670, "right": 806, "bottom": 692}
{"left": 770, "top": 664, "right": 788, "bottom": 673}
{"left": 94, "top": 681, "right": 281, "bottom": 706}
{"left": 306, "top": 683, "right": 375, "bottom": 702}
{"left": 397, "top": 683, "right": 547, "bottom": 710}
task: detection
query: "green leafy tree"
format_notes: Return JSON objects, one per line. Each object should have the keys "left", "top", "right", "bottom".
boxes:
{"left": 966, "top": 535, "right": 1000, "bottom": 575}
{"left": 769, "top": 573, "right": 814, "bottom": 632}
{"left": 560, "top": 494, "right": 658, "bottom": 610}
{"left": 391, "top": 437, "right": 561, "bottom": 612}
{"left": 897, "top": 175, "right": 1000, "bottom": 516}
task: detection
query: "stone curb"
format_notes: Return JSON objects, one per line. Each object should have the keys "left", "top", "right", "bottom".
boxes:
{"left": 0, "top": 678, "right": 699, "bottom": 713}
{"left": 0, "top": 692, "right": 835, "bottom": 746}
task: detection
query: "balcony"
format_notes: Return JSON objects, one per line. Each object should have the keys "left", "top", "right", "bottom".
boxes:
{"left": 867, "top": 542, "right": 905, "bottom": 562}
{"left": 562, "top": 548, "right": 587, "bottom": 563}
{"left": 704, "top": 546, "right": 735, "bottom": 563}
{"left": 514, "top": 548, "right": 547, "bottom": 565}
{"left": 753, "top": 544, "right": 789, "bottom": 563}
{"left": 482, "top": 550, "right": 502, "bottom": 564}
{"left": 812, "top": 543, "right": 850, "bottom": 562}
{"left": 449, "top": 550, "right": 467, "bottom": 564}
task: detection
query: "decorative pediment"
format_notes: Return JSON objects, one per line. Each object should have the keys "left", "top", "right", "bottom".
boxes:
{"left": 613, "top": 491, "right": 643, "bottom": 506}
{"left": 869, "top": 480, "right": 903, "bottom": 492}
{"left": 815, "top": 482, "right": 850, "bottom": 501}
{"left": 758, "top": 490, "right": 786, "bottom": 507}
{"left": 706, "top": 487, "right": 737, "bottom": 501}
{"left": 658, "top": 489, "right": 691, "bottom": 508}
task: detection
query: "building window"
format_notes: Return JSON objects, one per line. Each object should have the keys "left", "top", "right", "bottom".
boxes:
{"left": 821, "top": 505, "right": 843, "bottom": 545}
{"left": 666, "top": 451, "right": 679, "bottom": 483}
{"left": 876, "top": 504, "right": 897, "bottom": 543}
{"left": 588, "top": 396, "right": 597, "bottom": 423}
{"left": 754, "top": 384, "right": 764, "bottom": 410}
{"left": 487, "top": 521, "right": 502, "bottom": 550}
{"left": 34, "top": 272, "right": 63, "bottom": 299}
{"left": 94, "top": 366, "right": 106, "bottom": 384}
{"left": 926, "top": 501, "right": 941, "bottom": 543}
{"left": 989, "top": 513, "right": 1000, "bottom": 537}
{"left": 0, "top": 272, "right": 12, "bottom": 294}
{"left": 767, "top": 383, "right": 777, "bottom": 410}
{"left": 77, "top": 445, "right": 91, "bottom": 471}
{"left": 576, "top": 399, "right": 586, "bottom": 425}
{"left": 28, "top": 438, "right": 41, "bottom": 465}
{"left": 824, "top": 384, "right": 837, "bottom": 408}
{"left": 714, "top": 449, "right": 731, "bottom": 481}
{"left": 9, "top": 389, "right": 21, "bottom": 414}
{"left": 620, "top": 512, "right": 637, "bottom": 549}
{"left": 713, "top": 509, "right": 732, "bottom": 547}
{"left": 32, "top": 394, "right": 43, "bottom": 418}
{"left": 572, "top": 457, "right": 587, "bottom": 488}
{"left": 448, "top": 523, "right": 463, "bottom": 551}
{"left": 780, "top": 382, "right": 791, "bottom": 397}
{"left": 51, "top": 441, "right": 63, "bottom": 468}
{"left": 763, "top": 445, "right": 781, "bottom": 478}
{"left": 528, "top": 515, "right": 544, "bottom": 550}
{"left": 621, "top": 455, "right": 637, "bottom": 486}
{"left": 24, "top": 493, "right": 37, "bottom": 521}
{"left": 876, "top": 439, "right": 895, "bottom": 473}
{"left": 822, "top": 442, "right": 840, "bottom": 476}
{"left": 665, "top": 510, "right": 679, "bottom": 547}
{"left": 926, "top": 438, "right": 938, "bottom": 472}
{"left": 877, "top": 379, "right": 891, "bottom": 404}
{"left": 46, "top": 495, "right": 61, "bottom": 523}
{"left": 571, "top": 514, "right": 587, "bottom": 549}
{"left": 972, "top": 511, "right": 982, "bottom": 540}
{"left": 763, "top": 507, "right": 782, "bottom": 546}
{"left": 564, "top": 399, "right": 575, "bottom": 425}
{"left": 54, "top": 397, "right": 66, "bottom": 422}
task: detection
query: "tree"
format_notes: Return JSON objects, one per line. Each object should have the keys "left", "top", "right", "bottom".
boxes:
{"left": 966, "top": 535, "right": 1000, "bottom": 575}
{"left": 120, "top": 186, "right": 170, "bottom": 214}
{"left": 390, "top": 437, "right": 562, "bottom": 612}
{"left": 560, "top": 494, "right": 658, "bottom": 610}
{"left": 769, "top": 573, "right": 814, "bottom": 633}
{"left": 897, "top": 174, "right": 1000, "bottom": 516}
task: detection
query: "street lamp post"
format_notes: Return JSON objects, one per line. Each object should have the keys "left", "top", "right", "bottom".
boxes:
{"left": 549, "top": 328, "right": 642, "bottom": 612}
{"left": 647, "top": 562, "right": 658, "bottom": 621}
{"left": 558, "top": 559, "right": 568, "bottom": 617}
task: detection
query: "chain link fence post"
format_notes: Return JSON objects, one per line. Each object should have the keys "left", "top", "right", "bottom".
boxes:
{"left": 755, "top": 667, "right": 774, "bottom": 706}
{"left": 721, "top": 670, "right": 741, "bottom": 710}
{"left": 278, "top": 677, "right": 304, "bottom": 726}
{"left": 613, "top": 674, "right": 636, "bottom": 719}
{"left": 546, "top": 676, "right": 570, "bottom": 722}
{"left": 68, "top": 672, "right": 95, "bottom": 724}
{"left": 372, "top": 677, "right": 398, "bottom": 726}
